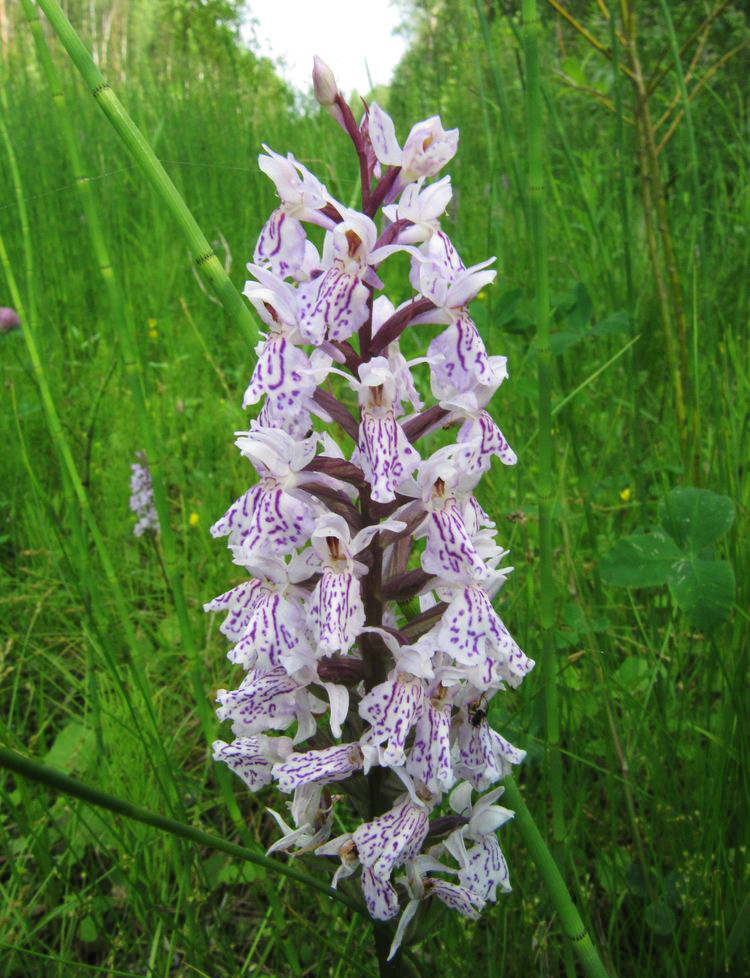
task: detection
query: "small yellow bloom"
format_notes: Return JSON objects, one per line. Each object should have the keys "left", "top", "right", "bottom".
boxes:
{"left": 189, "top": 512, "right": 200, "bottom": 527}
{"left": 147, "top": 317, "right": 158, "bottom": 340}
{"left": 619, "top": 487, "right": 632, "bottom": 502}
{"left": 477, "top": 291, "right": 487, "bottom": 301}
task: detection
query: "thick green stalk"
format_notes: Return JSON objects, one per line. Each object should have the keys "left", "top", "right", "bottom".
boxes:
{"left": 503, "top": 776, "right": 612, "bottom": 978}
{"left": 522, "top": 0, "right": 564, "bottom": 846}
{"left": 0, "top": 747, "right": 365, "bottom": 916}
{"left": 34, "top": 0, "right": 258, "bottom": 349}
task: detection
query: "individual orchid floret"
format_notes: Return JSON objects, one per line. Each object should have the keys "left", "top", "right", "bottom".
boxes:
{"left": 312, "top": 55, "right": 346, "bottom": 129}
{"left": 254, "top": 145, "right": 337, "bottom": 279}
{"left": 298, "top": 208, "right": 405, "bottom": 344}
{"left": 359, "top": 669, "right": 425, "bottom": 766}
{"left": 387, "top": 855, "right": 485, "bottom": 959}
{"left": 273, "top": 742, "right": 366, "bottom": 792}
{"left": 210, "top": 428, "right": 322, "bottom": 556}
{"left": 454, "top": 701, "right": 526, "bottom": 790}
{"left": 382, "top": 176, "right": 453, "bottom": 245}
{"left": 369, "top": 103, "right": 458, "bottom": 183}
{"left": 129, "top": 451, "right": 160, "bottom": 537}
{"left": 266, "top": 784, "right": 334, "bottom": 855}
{"left": 356, "top": 357, "right": 421, "bottom": 503}
{"left": 444, "top": 783, "right": 514, "bottom": 900}
{"left": 216, "top": 666, "right": 324, "bottom": 744}
{"left": 405, "top": 679, "right": 457, "bottom": 793}
{"left": 212, "top": 734, "right": 293, "bottom": 792}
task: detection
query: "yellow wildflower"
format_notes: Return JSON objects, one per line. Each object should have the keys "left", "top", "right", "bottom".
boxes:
{"left": 619, "top": 487, "right": 632, "bottom": 502}
{"left": 189, "top": 512, "right": 200, "bottom": 527}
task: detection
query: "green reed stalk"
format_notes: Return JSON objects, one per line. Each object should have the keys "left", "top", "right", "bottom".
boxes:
{"left": 503, "top": 775, "right": 612, "bottom": 978}
{"left": 522, "top": 0, "right": 564, "bottom": 849}
{"left": 34, "top": 0, "right": 257, "bottom": 349}
{"left": 20, "top": 0, "right": 248, "bottom": 834}
{"left": 0, "top": 747, "right": 365, "bottom": 916}
{"left": 657, "top": 0, "right": 710, "bottom": 479}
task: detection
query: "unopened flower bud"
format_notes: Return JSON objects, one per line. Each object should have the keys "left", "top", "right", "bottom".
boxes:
{"left": 312, "top": 55, "right": 346, "bottom": 130}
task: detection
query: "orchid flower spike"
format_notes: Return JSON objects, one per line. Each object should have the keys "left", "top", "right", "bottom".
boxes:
{"left": 205, "top": 58, "right": 533, "bottom": 957}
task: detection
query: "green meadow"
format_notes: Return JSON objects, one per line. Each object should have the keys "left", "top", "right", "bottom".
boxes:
{"left": 0, "top": 1, "right": 748, "bottom": 976}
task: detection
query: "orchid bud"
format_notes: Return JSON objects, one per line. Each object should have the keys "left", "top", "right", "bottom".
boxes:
{"left": 312, "top": 55, "right": 346, "bottom": 130}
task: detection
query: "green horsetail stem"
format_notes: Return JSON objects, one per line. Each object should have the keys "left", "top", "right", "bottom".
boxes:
{"left": 0, "top": 748, "right": 365, "bottom": 917}
{"left": 502, "top": 776, "right": 612, "bottom": 978}
{"left": 35, "top": 0, "right": 258, "bottom": 350}
{"left": 522, "top": 0, "right": 564, "bottom": 850}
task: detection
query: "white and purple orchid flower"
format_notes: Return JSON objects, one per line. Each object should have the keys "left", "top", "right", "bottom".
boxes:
{"left": 205, "top": 57, "right": 533, "bottom": 953}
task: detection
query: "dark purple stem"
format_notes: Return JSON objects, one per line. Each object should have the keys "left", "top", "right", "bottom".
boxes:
{"left": 312, "top": 388, "right": 359, "bottom": 442}
{"left": 402, "top": 405, "right": 450, "bottom": 444}
{"left": 367, "top": 166, "right": 401, "bottom": 216}
{"left": 369, "top": 297, "right": 436, "bottom": 355}
{"left": 334, "top": 93, "right": 371, "bottom": 211}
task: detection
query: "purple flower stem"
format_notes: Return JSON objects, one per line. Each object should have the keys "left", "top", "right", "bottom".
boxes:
{"left": 335, "top": 92, "right": 372, "bottom": 212}
{"left": 369, "top": 297, "right": 436, "bottom": 355}
{"left": 367, "top": 166, "right": 402, "bottom": 217}
{"left": 312, "top": 388, "right": 360, "bottom": 442}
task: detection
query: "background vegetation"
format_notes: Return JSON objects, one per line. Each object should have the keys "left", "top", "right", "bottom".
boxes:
{"left": 1, "top": 1, "right": 748, "bottom": 976}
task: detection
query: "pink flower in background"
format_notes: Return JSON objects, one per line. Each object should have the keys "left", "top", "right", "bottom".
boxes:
{"left": 205, "top": 55, "right": 532, "bottom": 946}
{"left": 129, "top": 452, "right": 160, "bottom": 537}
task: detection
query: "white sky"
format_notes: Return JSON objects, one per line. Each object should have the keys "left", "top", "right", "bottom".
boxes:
{"left": 242, "top": 1, "right": 408, "bottom": 96}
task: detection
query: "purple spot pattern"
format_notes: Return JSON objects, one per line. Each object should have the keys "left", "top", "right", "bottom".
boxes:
{"left": 210, "top": 484, "right": 314, "bottom": 556}
{"left": 455, "top": 719, "right": 526, "bottom": 790}
{"left": 359, "top": 674, "right": 424, "bottom": 765}
{"left": 359, "top": 412, "right": 420, "bottom": 503}
{"left": 361, "top": 867, "right": 399, "bottom": 920}
{"left": 456, "top": 412, "right": 516, "bottom": 475}
{"left": 243, "top": 335, "right": 315, "bottom": 413}
{"left": 308, "top": 568, "right": 364, "bottom": 654}
{"left": 205, "top": 579, "right": 266, "bottom": 642}
{"left": 459, "top": 835, "right": 511, "bottom": 901}
{"left": 427, "top": 878, "right": 485, "bottom": 918}
{"left": 273, "top": 744, "right": 363, "bottom": 792}
{"left": 298, "top": 267, "right": 369, "bottom": 344}
{"left": 254, "top": 209, "right": 307, "bottom": 279}
{"left": 428, "top": 315, "right": 494, "bottom": 396}
{"left": 406, "top": 701, "right": 454, "bottom": 792}
{"left": 439, "top": 586, "right": 535, "bottom": 686}
{"left": 216, "top": 667, "right": 300, "bottom": 735}
{"left": 212, "top": 737, "right": 274, "bottom": 791}
{"left": 422, "top": 500, "right": 488, "bottom": 583}
{"left": 352, "top": 801, "right": 429, "bottom": 882}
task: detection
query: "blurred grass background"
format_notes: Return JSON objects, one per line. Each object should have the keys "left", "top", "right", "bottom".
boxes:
{"left": 0, "top": 1, "right": 748, "bottom": 976}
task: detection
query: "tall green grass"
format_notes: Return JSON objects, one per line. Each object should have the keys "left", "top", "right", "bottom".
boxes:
{"left": 1, "top": 2, "right": 748, "bottom": 977}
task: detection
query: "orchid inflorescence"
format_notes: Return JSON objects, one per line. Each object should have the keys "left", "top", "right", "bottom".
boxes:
{"left": 206, "top": 57, "right": 534, "bottom": 958}
{"left": 130, "top": 452, "right": 159, "bottom": 537}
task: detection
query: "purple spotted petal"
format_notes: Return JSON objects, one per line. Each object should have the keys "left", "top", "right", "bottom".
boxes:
{"left": 212, "top": 737, "right": 276, "bottom": 791}
{"left": 438, "top": 586, "right": 534, "bottom": 686}
{"left": 211, "top": 484, "right": 315, "bottom": 556}
{"left": 428, "top": 315, "right": 495, "bottom": 398}
{"left": 459, "top": 835, "right": 511, "bottom": 901}
{"left": 455, "top": 413, "right": 516, "bottom": 475}
{"left": 243, "top": 336, "right": 315, "bottom": 413}
{"left": 455, "top": 720, "right": 526, "bottom": 790}
{"left": 308, "top": 569, "right": 365, "bottom": 654}
{"left": 353, "top": 801, "right": 429, "bottom": 881}
{"left": 254, "top": 209, "right": 308, "bottom": 279}
{"left": 359, "top": 674, "right": 424, "bottom": 766}
{"left": 406, "top": 701, "right": 455, "bottom": 793}
{"left": 298, "top": 267, "right": 370, "bottom": 344}
{"left": 427, "top": 877, "right": 485, "bottom": 917}
{"left": 361, "top": 867, "right": 400, "bottom": 920}
{"left": 273, "top": 743, "right": 364, "bottom": 792}
{"left": 229, "top": 590, "right": 308, "bottom": 671}
{"left": 359, "top": 413, "right": 420, "bottom": 503}
{"left": 204, "top": 579, "right": 266, "bottom": 642}
{"left": 421, "top": 501, "right": 488, "bottom": 584}
{"left": 216, "top": 667, "right": 300, "bottom": 735}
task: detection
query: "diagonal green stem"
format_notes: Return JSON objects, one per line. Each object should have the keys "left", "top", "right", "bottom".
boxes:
{"left": 522, "top": 0, "right": 564, "bottom": 850}
{"left": 0, "top": 747, "right": 366, "bottom": 917}
{"left": 34, "top": 0, "right": 258, "bottom": 349}
{"left": 503, "top": 775, "right": 613, "bottom": 978}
